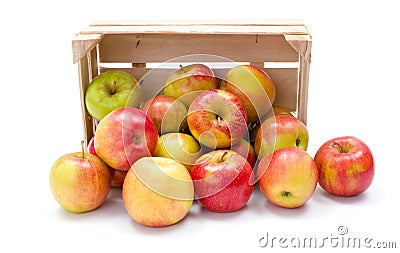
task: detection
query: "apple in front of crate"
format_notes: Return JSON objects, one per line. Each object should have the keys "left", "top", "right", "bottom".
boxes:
{"left": 220, "top": 65, "right": 276, "bottom": 123}
{"left": 256, "top": 147, "right": 318, "bottom": 208}
{"left": 123, "top": 157, "right": 194, "bottom": 227}
{"left": 85, "top": 71, "right": 142, "bottom": 121}
{"left": 164, "top": 64, "right": 218, "bottom": 107}
{"left": 49, "top": 142, "right": 111, "bottom": 213}
{"left": 254, "top": 114, "right": 308, "bottom": 160}
{"left": 187, "top": 89, "right": 248, "bottom": 149}
{"left": 229, "top": 138, "right": 256, "bottom": 168}
{"left": 95, "top": 108, "right": 158, "bottom": 171}
{"left": 314, "top": 136, "right": 374, "bottom": 197}
{"left": 190, "top": 150, "right": 254, "bottom": 212}
{"left": 140, "top": 95, "right": 188, "bottom": 134}
{"left": 154, "top": 133, "right": 203, "bottom": 171}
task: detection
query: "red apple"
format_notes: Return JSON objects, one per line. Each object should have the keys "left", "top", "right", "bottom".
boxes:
{"left": 187, "top": 89, "right": 248, "bottom": 149}
{"left": 220, "top": 65, "right": 276, "bottom": 123}
{"left": 254, "top": 114, "right": 308, "bottom": 160}
{"left": 256, "top": 147, "right": 318, "bottom": 208}
{"left": 123, "top": 157, "right": 194, "bottom": 227}
{"left": 94, "top": 108, "right": 158, "bottom": 171}
{"left": 87, "top": 136, "right": 115, "bottom": 174}
{"left": 49, "top": 142, "right": 112, "bottom": 213}
{"left": 140, "top": 95, "right": 188, "bottom": 134}
{"left": 164, "top": 64, "right": 218, "bottom": 107}
{"left": 190, "top": 150, "right": 254, "bottom": 212}
{"left": 314, "top": 136, "right": 374, "bottom": 197}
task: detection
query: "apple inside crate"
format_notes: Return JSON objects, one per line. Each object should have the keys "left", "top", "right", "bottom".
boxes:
{"left": 72, "top": 20, "right": 312, "bottom": 146}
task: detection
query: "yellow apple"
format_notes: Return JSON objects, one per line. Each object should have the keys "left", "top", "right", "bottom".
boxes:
{"left": 154, "top": 133, "right": 202, "bottom": 171}
{"left": 122, "top": 157, "right": 194, "bottom": 227}
{"left": 220, "top": 65, "right": 276, "bottom": 123}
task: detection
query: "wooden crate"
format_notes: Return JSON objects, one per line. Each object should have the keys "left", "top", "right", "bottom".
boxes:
{"left": 72, "top": 20, "right": 312, "bottom": 146}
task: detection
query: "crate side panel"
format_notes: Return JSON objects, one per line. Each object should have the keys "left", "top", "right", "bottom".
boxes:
{"left": 98, "top": 34, "right": 299, "bottom": 63}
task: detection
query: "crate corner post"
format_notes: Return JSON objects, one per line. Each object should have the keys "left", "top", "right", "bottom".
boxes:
{"left": 72, "top": 33, "right": 103, "bottom": 146}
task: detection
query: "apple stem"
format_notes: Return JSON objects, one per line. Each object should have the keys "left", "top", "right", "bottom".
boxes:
{"left": 81, "top": 140, "right": 85, "bottom": 159}
{"left": 179, "top": 64, "right": 183, "bottom": 68}
{"left": 217, "top": 115, "right": 221, "bottom": 128}
{"left": 331, "top": 142, "right": 343, "bottom": 153}
{"left": 112, "top": 80, "right": 117, "bottom": 95}
{"left": 221, "top": 151, "right": 228, "bottom": 162}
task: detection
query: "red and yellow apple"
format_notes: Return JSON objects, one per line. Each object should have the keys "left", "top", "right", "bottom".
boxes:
{"left": 187, "top": 89, "right": 248, "bottom": 149}
{"left": 164, "top": 63, "right": 218, "bottom": 107}
{"left": 94, "top": 107, "right": 158, "bottom": 171}
{"left": 49, "top": 143, "right": 111, "bottom": 213}
{"left": 220, "top": 65, "right": 276, "bottom": 123}
{"left": 314, "top": 136, "right": 374, "bottom": 197}
{"left": 256, "top": 147, "right": 318, "bottom": 208}
{"left": 249, "top": 105, "right": 293, "bottom": 145}
{"left": 123, "top": 157, "right": 194, "bottom": 227}
{"left": 190, "top": 150, "right": 254, "bottom": 212}
{"left": 140, "top": 95, "right": 188, "bottom": 134}
{"left": 254, "top": 114, "right": 308, "bottom": 160}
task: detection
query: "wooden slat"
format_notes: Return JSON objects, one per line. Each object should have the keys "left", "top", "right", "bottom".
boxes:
{"left": 80, "top": 25, "right": 308, "bottom": 35}
{"left": 98, "top": 34, "right": 298, "bottom": 63}
{"left": 99, "top": 67, "right": 299, "bottom": 111}
{"left": 298, "top": 54, "right": 311, "bottom": 125}
{"left": 78, "top": 54, "right": 94, "bottom": 147}
{"left": 90, "top": 19, "right": 306, "bottom": 27}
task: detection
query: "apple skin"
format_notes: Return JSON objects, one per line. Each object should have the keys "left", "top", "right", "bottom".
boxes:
{"left": 249, "top": 105, "right": 293, "bottom": 145}
{"left": 111, "top": 170, "right": 128, "bottom": 188}
{"left": 229, "top": 138, "right": 257, "bottom": 168}
{"left": 187, "top": 89, "right": 248, "bottom": 149}
{"left": 164, "top": 64, "right": 218, "bottom": 107}
{"left": 122, "top": 157, "right": 194, "bottom": 227}
{"left": 85, "top": 71, "right": 142, "bottom": 121}
{"left": 256, "top": 147, "right": 318, "bottom": 208}
{"left": 154, "top": 133, "right": 202, "bottom": 171}
{"left": 254, "top": 114, "right": 308, "bottom": 160}
{"left": 88, "top": 136, "right": 115, "bottom": 175}
{"left": 314, "top": 136, "right": 374, "bottom": 197}
{"left": 220, "top": 65, "right": 276, "bottom": 123}
{"left": 49, "top": 152, "right": 111, "bottom": 213}
{"left": 140, "top": 95, "right": 188, "bottom": 134}
{"left": 94, "top": 108, "right": 158, "bottom": 171}
{"left": 190, "top": 150, "right": 254, "bottom": 212}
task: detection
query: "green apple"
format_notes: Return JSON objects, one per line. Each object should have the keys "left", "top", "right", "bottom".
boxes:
{"left": 154, "top": 133, "right": 203, "bottom": 171}
{"left": 164, "top": 64, "right": 218, "bottom": 107}
{"left": 85, "top": 71, "right": 142, "bottom": 121}
{"left": 254, "top": 114, "right": 308, "bottom": 160}
{"left": 220, "top": 65, "right": 276, "bottom": 123}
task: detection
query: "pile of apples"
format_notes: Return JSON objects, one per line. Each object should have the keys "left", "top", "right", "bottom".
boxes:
{"left": 50, "top": 64, "right": 375, "bottom": 227}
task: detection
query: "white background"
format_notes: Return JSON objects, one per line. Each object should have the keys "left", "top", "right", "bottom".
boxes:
{"left": 1, "top": 0, "right": 399, "bottom": 252}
